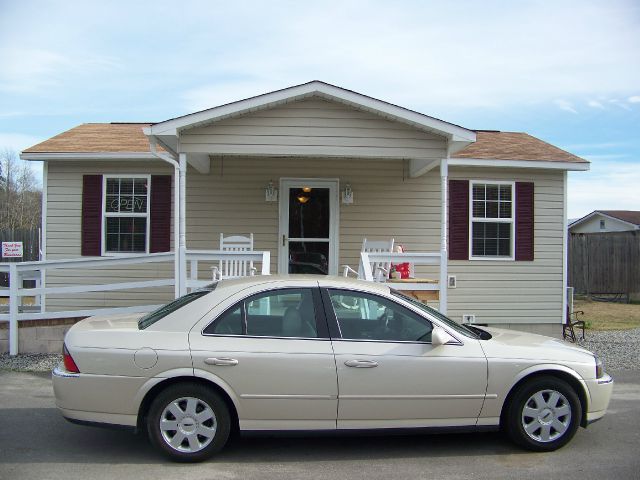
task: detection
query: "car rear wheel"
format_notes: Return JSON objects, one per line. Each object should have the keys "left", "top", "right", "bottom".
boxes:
{"left": 147, "top": 384, "right": 230, "bottom": 462}
{"left": 504, "top": 376, "right": 581, "bottom": 451}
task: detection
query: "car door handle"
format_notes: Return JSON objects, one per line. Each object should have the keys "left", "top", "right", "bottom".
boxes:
{"left": 204, "top": 357, "right": 239, "bottom": 366}
{"left": 344, "top": 359, "right": 378, "bottom": 368}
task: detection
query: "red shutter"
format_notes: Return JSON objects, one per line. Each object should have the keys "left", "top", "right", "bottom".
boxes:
{"left": 150, "top": 175, "right": 172, "bottom": 253}
{"left": 81, "top": 175, "right": 103, "bottom": 256}
{"left": 448, "top": 180, "right": 469, "bottom": 260}
{"left": 515, "top": 182, "right": 534, "bottom": 261}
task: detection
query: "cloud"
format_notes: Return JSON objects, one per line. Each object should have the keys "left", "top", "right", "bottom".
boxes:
{"left": 554, "top": 99, "right": 578, "bottom": 114}
{"left": 568, "top": 160, "right": 640, "bottom": 218}
{"left": 628, "top": 96, "right": 640, "bottom": 103}
{"left": 587, "top": 100, "right": 605, "bottom": 109}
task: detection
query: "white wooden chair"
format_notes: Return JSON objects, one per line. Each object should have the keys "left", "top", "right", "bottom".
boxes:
{"left": 342, "top": 238, "right": 395, "bottom": 281}
{"left": 211, "top": 233, "right": 256, "bottom": 281}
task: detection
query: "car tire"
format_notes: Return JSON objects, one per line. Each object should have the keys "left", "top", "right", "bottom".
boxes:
{"left": 147, "top": 383, "right": 231, "bottom": 462}
{"left": 504, "top": 376, "right": 582, "bottom": 451}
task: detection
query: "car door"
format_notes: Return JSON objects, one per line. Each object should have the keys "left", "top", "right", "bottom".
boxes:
{"left": 189, "top": 281, "right": 337, "bottom": 431}
{"left": 321, "top": 287, "right": 488, "bottom": 429}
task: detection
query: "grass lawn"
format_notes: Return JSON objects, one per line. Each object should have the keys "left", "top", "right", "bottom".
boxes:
{"left": 574, "top": 299, "right": 640, "bottom": 331}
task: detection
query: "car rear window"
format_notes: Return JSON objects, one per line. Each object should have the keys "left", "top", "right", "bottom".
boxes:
{"left": 138, "top": 284, "right": 217, "bottom": 330}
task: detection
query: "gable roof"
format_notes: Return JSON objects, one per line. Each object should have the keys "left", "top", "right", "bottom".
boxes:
{"left": 569, "top": 210, "right": 640, "bottom": 229}
{"left": 145, "top": 80, "right": 476, "bottom": 144}
{"left": 21, "top": 123, "right": 587, "bottom": 165}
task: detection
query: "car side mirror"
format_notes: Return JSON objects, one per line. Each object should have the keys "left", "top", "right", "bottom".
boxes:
{"left": 431, "top": 326, "right": 454, "bottom": 347}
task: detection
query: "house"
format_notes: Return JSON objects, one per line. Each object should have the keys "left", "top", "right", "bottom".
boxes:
{"left": 19, "top": 80, "right": 589, "bottom": 337}
{"left": 569, "top": 210, "right": 640, "bottom": 233}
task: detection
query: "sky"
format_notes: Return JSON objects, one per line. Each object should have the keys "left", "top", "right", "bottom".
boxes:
{"left": 0, "top": 0, "right": 638, "bottom": 219}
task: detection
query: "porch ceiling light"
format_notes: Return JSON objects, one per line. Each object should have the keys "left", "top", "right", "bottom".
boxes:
{"left": 265, "top": 180, "right": 278, "bottom": 202}
{"left": 302, "top": 186, "right": 312, "bottom": 193}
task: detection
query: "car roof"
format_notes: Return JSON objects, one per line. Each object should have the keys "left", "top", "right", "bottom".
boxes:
{"left": 212, "top": 274, "right": 390, "bottom": 294}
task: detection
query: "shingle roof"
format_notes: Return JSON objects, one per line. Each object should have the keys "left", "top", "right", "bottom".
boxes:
{"left": 22, "top": 123, "right": 588, "bottom": 165}
{"left": 23, "top": 123, "right": 153, "bottom": 153}
{"left": 452, "top": 131, "right": 586, "bottom": 163}
{"left": 598, "top": 211, "right": 640, "bottom": 226}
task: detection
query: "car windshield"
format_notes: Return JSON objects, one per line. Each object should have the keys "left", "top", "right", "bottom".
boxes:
{"left": 138, "top": 283, "right": 217, "bottom": 330}
{"left": 390, "top": 290, "right": 479, "bottom": 339}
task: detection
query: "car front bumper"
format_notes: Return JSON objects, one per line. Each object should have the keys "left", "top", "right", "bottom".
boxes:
{"left": 584, "top": 373, "right": 614, "bottom": 424}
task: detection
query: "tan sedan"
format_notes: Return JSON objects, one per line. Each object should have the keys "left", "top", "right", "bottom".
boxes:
{"left": 52, "top": 275, "right": 613, "bottom": 462}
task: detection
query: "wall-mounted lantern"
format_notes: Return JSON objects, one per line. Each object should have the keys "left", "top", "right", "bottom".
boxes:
{"left": 342, "top": 183, "right": 354, "bottom": 204}
{"left": 265, "top": 180, "right": 278, "bottom": 202}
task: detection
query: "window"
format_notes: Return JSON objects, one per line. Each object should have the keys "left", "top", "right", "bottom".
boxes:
{"left": 328, "top": 290, "right": 432, "bottom": 342}
{"left": 103, "top": 176, "right": 150, "bottom": 253}
{"left": 470, "top": 182, "right": 514, "bottom": 259}
{"left": 138, "top": 284, "right": 216, "bottom": 330}
{"left": 600, "top": 219, "right": 606, "bottom": 230}
{"left": 204, "top": 288, "right": 319, "bottom": 338}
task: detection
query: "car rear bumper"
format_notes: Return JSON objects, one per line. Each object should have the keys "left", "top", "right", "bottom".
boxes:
{"left": 52, "top": 365, "right": 140, "bottom": 428}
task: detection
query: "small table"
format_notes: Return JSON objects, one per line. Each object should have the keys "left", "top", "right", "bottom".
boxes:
{"left": 386, "top": 278, "right": 439, "bottom": 302}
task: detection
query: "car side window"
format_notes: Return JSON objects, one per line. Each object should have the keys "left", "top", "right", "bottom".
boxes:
{"left": 328, "top": 289, "right": 432, "bottom": 342}
{"left": 203, "top": 288, "right": 318, "bottom": 338}
{"left": 204, "top": 306, "right": 243, "bottom": 335}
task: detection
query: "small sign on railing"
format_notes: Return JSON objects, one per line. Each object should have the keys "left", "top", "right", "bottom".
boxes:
{"left": 2, "top": 242, "right": 23, "bottom": 258}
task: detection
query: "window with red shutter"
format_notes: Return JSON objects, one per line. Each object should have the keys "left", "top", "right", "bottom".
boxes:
{"left": 81, "top": 175, "right": 103, "bottom": 256}
{"left": 448, "top": 180, "right": 469, "bottom": 260}
{"left": 515, "top": 182, "right": 534, "bottom": 261}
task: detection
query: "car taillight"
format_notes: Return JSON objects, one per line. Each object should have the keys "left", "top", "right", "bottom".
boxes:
{"left": 63, "top": 344, "right": 80, "bottom": 373}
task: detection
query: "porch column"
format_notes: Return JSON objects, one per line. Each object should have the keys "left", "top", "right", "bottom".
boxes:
{"left": 439, "top": 155, "right": 449, "bottom": 315}
{"left": 179, "top": 153, "right": 188, "bottom": 296}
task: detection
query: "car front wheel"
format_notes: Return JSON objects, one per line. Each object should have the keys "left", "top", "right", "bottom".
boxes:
{"left": 504, "top": 376, "right": 582, "bottom": 451}
{"left": 147, "top": 384, "right": 231, "bottom": 462}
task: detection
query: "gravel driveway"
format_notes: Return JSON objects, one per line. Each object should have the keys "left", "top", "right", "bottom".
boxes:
{"left": 2, "top": 327, "right": 639, "bottom": 372}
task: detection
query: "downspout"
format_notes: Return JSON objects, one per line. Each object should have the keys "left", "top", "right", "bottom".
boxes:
{"left": 149, "top": 137, "right": 181, "bottom": 298}
{"left": 439, "top": 143, "right": 450, "bottom": 315}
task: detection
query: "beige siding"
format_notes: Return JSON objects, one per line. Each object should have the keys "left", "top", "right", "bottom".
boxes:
{"left": 44, "top": 159, "right": 564, "bottom": 327}
{"left": 45, "top": 161, "right": 176, "bottom": 311}
{"left": 447, "top": 168, "right": 565, "bottom": 325}
{"left": 180, "top": 98, "right": 447, "bottom": 159}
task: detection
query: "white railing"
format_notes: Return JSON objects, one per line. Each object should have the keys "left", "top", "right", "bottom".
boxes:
{"left": 358, "top": 251, "right": 441, "bottom": 292}
{"left": 0, "top": 249, "right": 270, "bottom": 355}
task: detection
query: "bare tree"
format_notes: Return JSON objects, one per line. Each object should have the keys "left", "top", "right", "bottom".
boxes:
{"left": 0, "top": 149, "right": 42, "bottom": 230}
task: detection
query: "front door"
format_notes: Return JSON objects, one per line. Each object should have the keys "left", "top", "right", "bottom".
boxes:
{"left": 279, "top": 179, "right": 339, "bottom": 275}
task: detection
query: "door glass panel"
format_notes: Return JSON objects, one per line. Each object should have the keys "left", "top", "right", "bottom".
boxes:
{"left": 328, "top": 290, "right": 432, "bottom": 342}
{"left": 289, "top": 241, "right": 329, "bottom": 274}
{"left": 288, "top": 188, "right": 329, "bottom": 238}
{"left": 246, "top": 289, "right": 318, "bottom": 338}
{"left": 204, "top": 306, "right": 243, "bottom": 335}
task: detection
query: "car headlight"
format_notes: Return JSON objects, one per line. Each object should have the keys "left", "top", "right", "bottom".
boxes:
{"left": 595, "top": 355, "right": 604, "bottom": 379}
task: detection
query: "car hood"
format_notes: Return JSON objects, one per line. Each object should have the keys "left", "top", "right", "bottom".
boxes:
{"left": 477, "top": 326, "right": 595, "bottom": 363}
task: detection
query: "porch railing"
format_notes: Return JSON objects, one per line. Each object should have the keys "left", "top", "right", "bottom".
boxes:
{"left": 358, "top": 251, "right": 441, "bottom": 292}
{"left": 0, "top": 250, "right": 270, "bottom": 355}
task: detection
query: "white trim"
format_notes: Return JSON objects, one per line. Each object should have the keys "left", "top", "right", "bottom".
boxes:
{"left": 101, "top": 174, "right": 151, "bottom": 256}
{"left": 439, "top": 154, "right": 449, "bottom": 315}
{"left": 41, "top": 161, "right": 48, "bottom": 260}
{"left": 20, "top": 152, "right": 158, "bottom": 161}
{"left": 278, "top": 178, "right": 340, "bottom": 275}
{"left": 145, "top": 81, "right": 476, "bottom": 142}
{"left": 448, "top": 157, "right": 589, "bottom": 171}
{"left": 562, "top": 171, "right": 568, "bottom": 326}
{"left": 468, "top": 180, "right": 516, "bottom": 261}
{"left": 569, "top": 210, "right": 640, "bottom": 230}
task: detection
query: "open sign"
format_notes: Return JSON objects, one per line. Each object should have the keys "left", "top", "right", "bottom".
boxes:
{"left": 1, "top": 242, "right": 23, "bottom": 258}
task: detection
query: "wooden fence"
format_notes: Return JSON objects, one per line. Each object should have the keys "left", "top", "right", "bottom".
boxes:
{"left": 0, "top": 229, "right": 41, "bottom": 287}
{"left": 568, "top": 231, "right": 640, "bottom": 297}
